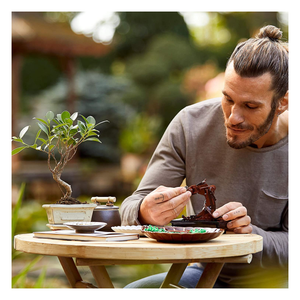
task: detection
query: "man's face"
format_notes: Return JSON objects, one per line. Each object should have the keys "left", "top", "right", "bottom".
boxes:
{"left": 221, "top": 62, "right": 277, "bottom": 149}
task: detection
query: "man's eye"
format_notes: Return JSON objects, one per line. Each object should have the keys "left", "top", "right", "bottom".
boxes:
{"left": 226, "top": 98, "right": 233, "bottom": 103}
{"left": 246, "top": 104, "right": 258, "bottom": 109}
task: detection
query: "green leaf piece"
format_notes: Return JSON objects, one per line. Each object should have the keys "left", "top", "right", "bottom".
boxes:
{"left": 37, "top": 137, "right": 47, "bottom": 144}
{"left": 67, "top": 138, "right": 76, "bottom": 146}
{"left": 61, "top": 111, "right": 71, "bottom": 122}
{"left": 84, "top": 137, "right": 102, "bottom": 143}
{"left": 19, "top": 126, "right": 30, "bottom": 139}
{"left": 86, "top": 116, "right": 96, "bottom": 125}
{"left": 46, "top": 111, "right": 54, "bottom": 122}
{"left": 34, "top": 129, "right": 42, "bottom": 143}
{"left": 33, "top": 118, "right": 48, "bottom": 126}
{"left": 12, "top": 137, "right": 23, "bottom": 143}
{"left": 77, "top": 120, "right": 86, "bottom": 133}
{"left": 65, "top": 118, "right": 73, "bottom": 126}
{"left": 69, "top": 129, "right": 78, "bottom": 136}
{"left": 56, "top": 114, "right": 62, "bottom": 122}
{"left": 37, "top": 122, "right": 48, "bottom": 135}
{"left": 12, "top": 146, "right": 28, "bottom": 155}
{"left": 70, "top": 112, "right": 78, "bottom": 121}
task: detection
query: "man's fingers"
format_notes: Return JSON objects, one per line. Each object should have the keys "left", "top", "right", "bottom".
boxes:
{"left": 152, "top": 186, "right": 187, "bottom": 203}
{"left": 222, "top": 206, "right": 247, "bottom": 221}
{"left": 233, "top": 224, "right": 253, "bottom": 234}
{"left": 227, "top": 215, "right": 251, "bottom": 229}
{"left": 212, "top": 202, "right": 243, "bottom": 219}
{"left": 160, "top": 191, "right": 191, "bottom": 222}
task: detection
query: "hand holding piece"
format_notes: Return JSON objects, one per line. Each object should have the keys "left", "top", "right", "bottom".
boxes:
{"left": 138, "top": 186, "right": 191, "bottom": 225}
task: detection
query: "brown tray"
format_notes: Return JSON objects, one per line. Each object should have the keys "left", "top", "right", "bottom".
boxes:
{"left": 142, "top": 226, "right": 224, "bottom": 243}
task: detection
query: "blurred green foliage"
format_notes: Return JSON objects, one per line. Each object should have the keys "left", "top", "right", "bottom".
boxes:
{"left": 119, "top": 113, "right": 161, "bottom": 154}
{"left": 18, "top": 12, "right": 287, "bottom": 158}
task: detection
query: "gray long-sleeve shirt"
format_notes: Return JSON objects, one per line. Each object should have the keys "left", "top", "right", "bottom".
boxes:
{"left": 120, "top": 98, "right": 288, "bottom": 287}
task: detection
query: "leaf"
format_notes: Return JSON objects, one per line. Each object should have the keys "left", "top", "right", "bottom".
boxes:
{"left": 37, "top": 122, "right": 48, "bottom": 135}
{"left": 70, "top": 112, "right": 78, "bottom": 121}
{"left": 56, "top": 114, "right": 62, "bottom": 122}
{"left": 67, "top": 138, "right": 76, "bottom": 146}
{"left": 96, "top": 120, "right": 109, "bottom": 126}
{"left": 12, "top": 146, "right": 28, "bottom": 155}
{"left": 61, "top": 111, "right": 71, "bottom": 122}
{"left": 12, "top": 137, "right": 23, "bottom": 143}
{"left": 86, "top": 116, "right": 96, "bottom": 125}
{"left": 52, "top": 123, "right": 68, "bottom": 131}
{"left": 83, "top": 137, "right": 102, "bottom": 143}
{"left": 77, "top": 120, "right": 86, "bottom": 134}
{"left": 69, "top": 129, "right": 78, "bottom": 136}
{"left": 19, "top": 126, "right": 30, "bottom": 139}
{"left": 34, "top": 129, "right": 42, "bottom": 144}
{"left": 46, "top": 111, "right": 54, "bottom": 122}
{"left": 51, "top": 123, "right": 68, "bottom": 132}
{"left": 30, "top": 144, "right": 37, "bottom": 149}
{"left": 37, "top": 137, "right": 47, "bottom": 144}
{"left": 65, "top": 118, "right": 73, "bottom": 126}
{"left": 80, "top": 115, "right": 88, "bottom": 124}
{"left": 33, "top": 118, "right": 48, "bottom": 126}
{"left": 87, "top": 131, "right": 98, "bottom": 137}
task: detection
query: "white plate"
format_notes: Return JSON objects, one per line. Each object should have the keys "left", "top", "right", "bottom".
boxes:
{"left": 111, "top": 225, "right": 144, "bottom": 236}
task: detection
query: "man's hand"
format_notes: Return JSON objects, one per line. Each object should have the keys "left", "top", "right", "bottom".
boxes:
{"left": 138, "top": 186, "right": 192, "bottom": 225}
{"left": 213, "top": 202, "right": 252, "bottom": 234}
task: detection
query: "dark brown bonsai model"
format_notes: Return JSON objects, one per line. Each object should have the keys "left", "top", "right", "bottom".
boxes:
{"left": 182, "top": 179, "right": 227, "bottom": 227}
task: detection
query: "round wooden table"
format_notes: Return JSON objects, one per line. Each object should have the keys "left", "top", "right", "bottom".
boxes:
{"left": 14, "top": 233, "right": 263, "bottom": 288}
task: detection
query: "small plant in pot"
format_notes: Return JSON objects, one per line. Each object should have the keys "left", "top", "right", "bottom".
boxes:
{"left": 12, "top": 110, "right": 108, "bottom": 226}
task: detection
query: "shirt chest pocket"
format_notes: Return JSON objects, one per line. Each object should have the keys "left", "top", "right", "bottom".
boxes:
{"left": 251, "top": 189, "right": 288, "bottom": 230}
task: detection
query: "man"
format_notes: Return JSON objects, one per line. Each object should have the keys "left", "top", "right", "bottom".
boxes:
{"left": 120, "top": 25, "right": 288, "bottom": 288}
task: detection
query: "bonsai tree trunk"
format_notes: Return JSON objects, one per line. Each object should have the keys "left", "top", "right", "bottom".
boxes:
{"left": 52, "top": 173, "right": 83, "bottom": 204}
{"left": 52, "top": 172, "right": 72, "bottom": 198}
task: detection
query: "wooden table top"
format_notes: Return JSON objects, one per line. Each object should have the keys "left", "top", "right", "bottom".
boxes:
{"left": 14, "top": 233, "right": 263, "bottom": 263}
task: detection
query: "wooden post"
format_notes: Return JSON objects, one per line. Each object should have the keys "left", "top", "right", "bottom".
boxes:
{"left": 89, "top": 265, "right": 114, "bottom": 288}
{"left": 160, "top": 263, "right": 188, "bottom": 288}
{"left": 196, "top": 262, "right": 224, "bottom": 288}
{"left": 58, "top": 256, "right": 97, "bottom": 288}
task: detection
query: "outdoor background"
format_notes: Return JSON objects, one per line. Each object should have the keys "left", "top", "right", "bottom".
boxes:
{"left": 12, "top": 11, "right": 288, "bottom": 288}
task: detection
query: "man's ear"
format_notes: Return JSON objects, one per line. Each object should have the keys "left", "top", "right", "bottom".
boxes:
{"left": 277, "top": 91, "right": 289, "bottom": 114}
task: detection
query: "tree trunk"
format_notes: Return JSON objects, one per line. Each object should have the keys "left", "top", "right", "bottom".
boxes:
{"left": 52, "top": 172, "right": 72, "bottom": 199}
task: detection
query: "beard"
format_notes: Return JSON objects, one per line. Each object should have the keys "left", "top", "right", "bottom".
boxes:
{"left": 225, "top": 106, "right": 276, "bottom": 149}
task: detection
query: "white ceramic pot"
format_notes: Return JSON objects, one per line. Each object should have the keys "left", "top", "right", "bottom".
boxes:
{"left": 42, "top": 203, "right": 97, "bottom": 225}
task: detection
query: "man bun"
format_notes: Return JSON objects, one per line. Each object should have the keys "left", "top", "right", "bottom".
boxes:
{"left": 257, "top": 25, "right": 282, "bottom": 41}
{"left": 227, "top": 24, "right": 288, "bottom": 104}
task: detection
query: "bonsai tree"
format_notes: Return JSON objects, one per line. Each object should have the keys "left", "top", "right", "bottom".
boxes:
{"left": 12, "top": 111, "right": 108, "bottom": 204}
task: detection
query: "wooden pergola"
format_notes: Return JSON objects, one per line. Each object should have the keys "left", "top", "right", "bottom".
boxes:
{"left": 12, "top": 12, "right": 111, "bottom": 136}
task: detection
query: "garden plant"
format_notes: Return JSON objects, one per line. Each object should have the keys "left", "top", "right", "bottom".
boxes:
{"left": 12, "top": 111, "right": 108, "bottom": 204}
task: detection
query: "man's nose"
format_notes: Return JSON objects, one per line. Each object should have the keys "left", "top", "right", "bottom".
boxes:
{"left": 228, "top": 105, "right": 244, "bottom": 125}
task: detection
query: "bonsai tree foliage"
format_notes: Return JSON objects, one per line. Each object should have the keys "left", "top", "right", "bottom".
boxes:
{"left": 12, "top": 111, "right": 108, "bottom": 204}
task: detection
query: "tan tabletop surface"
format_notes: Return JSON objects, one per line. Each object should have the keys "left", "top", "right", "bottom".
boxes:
{"left": 14, "top": 233, "right": 263, "bottom": 288}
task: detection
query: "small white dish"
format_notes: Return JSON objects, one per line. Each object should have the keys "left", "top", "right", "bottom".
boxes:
{"left": 111, "top": 225, "right": 144, "bottom": 236}
{"left": 64, "top": 222, "right": 107, "bottom": 233}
